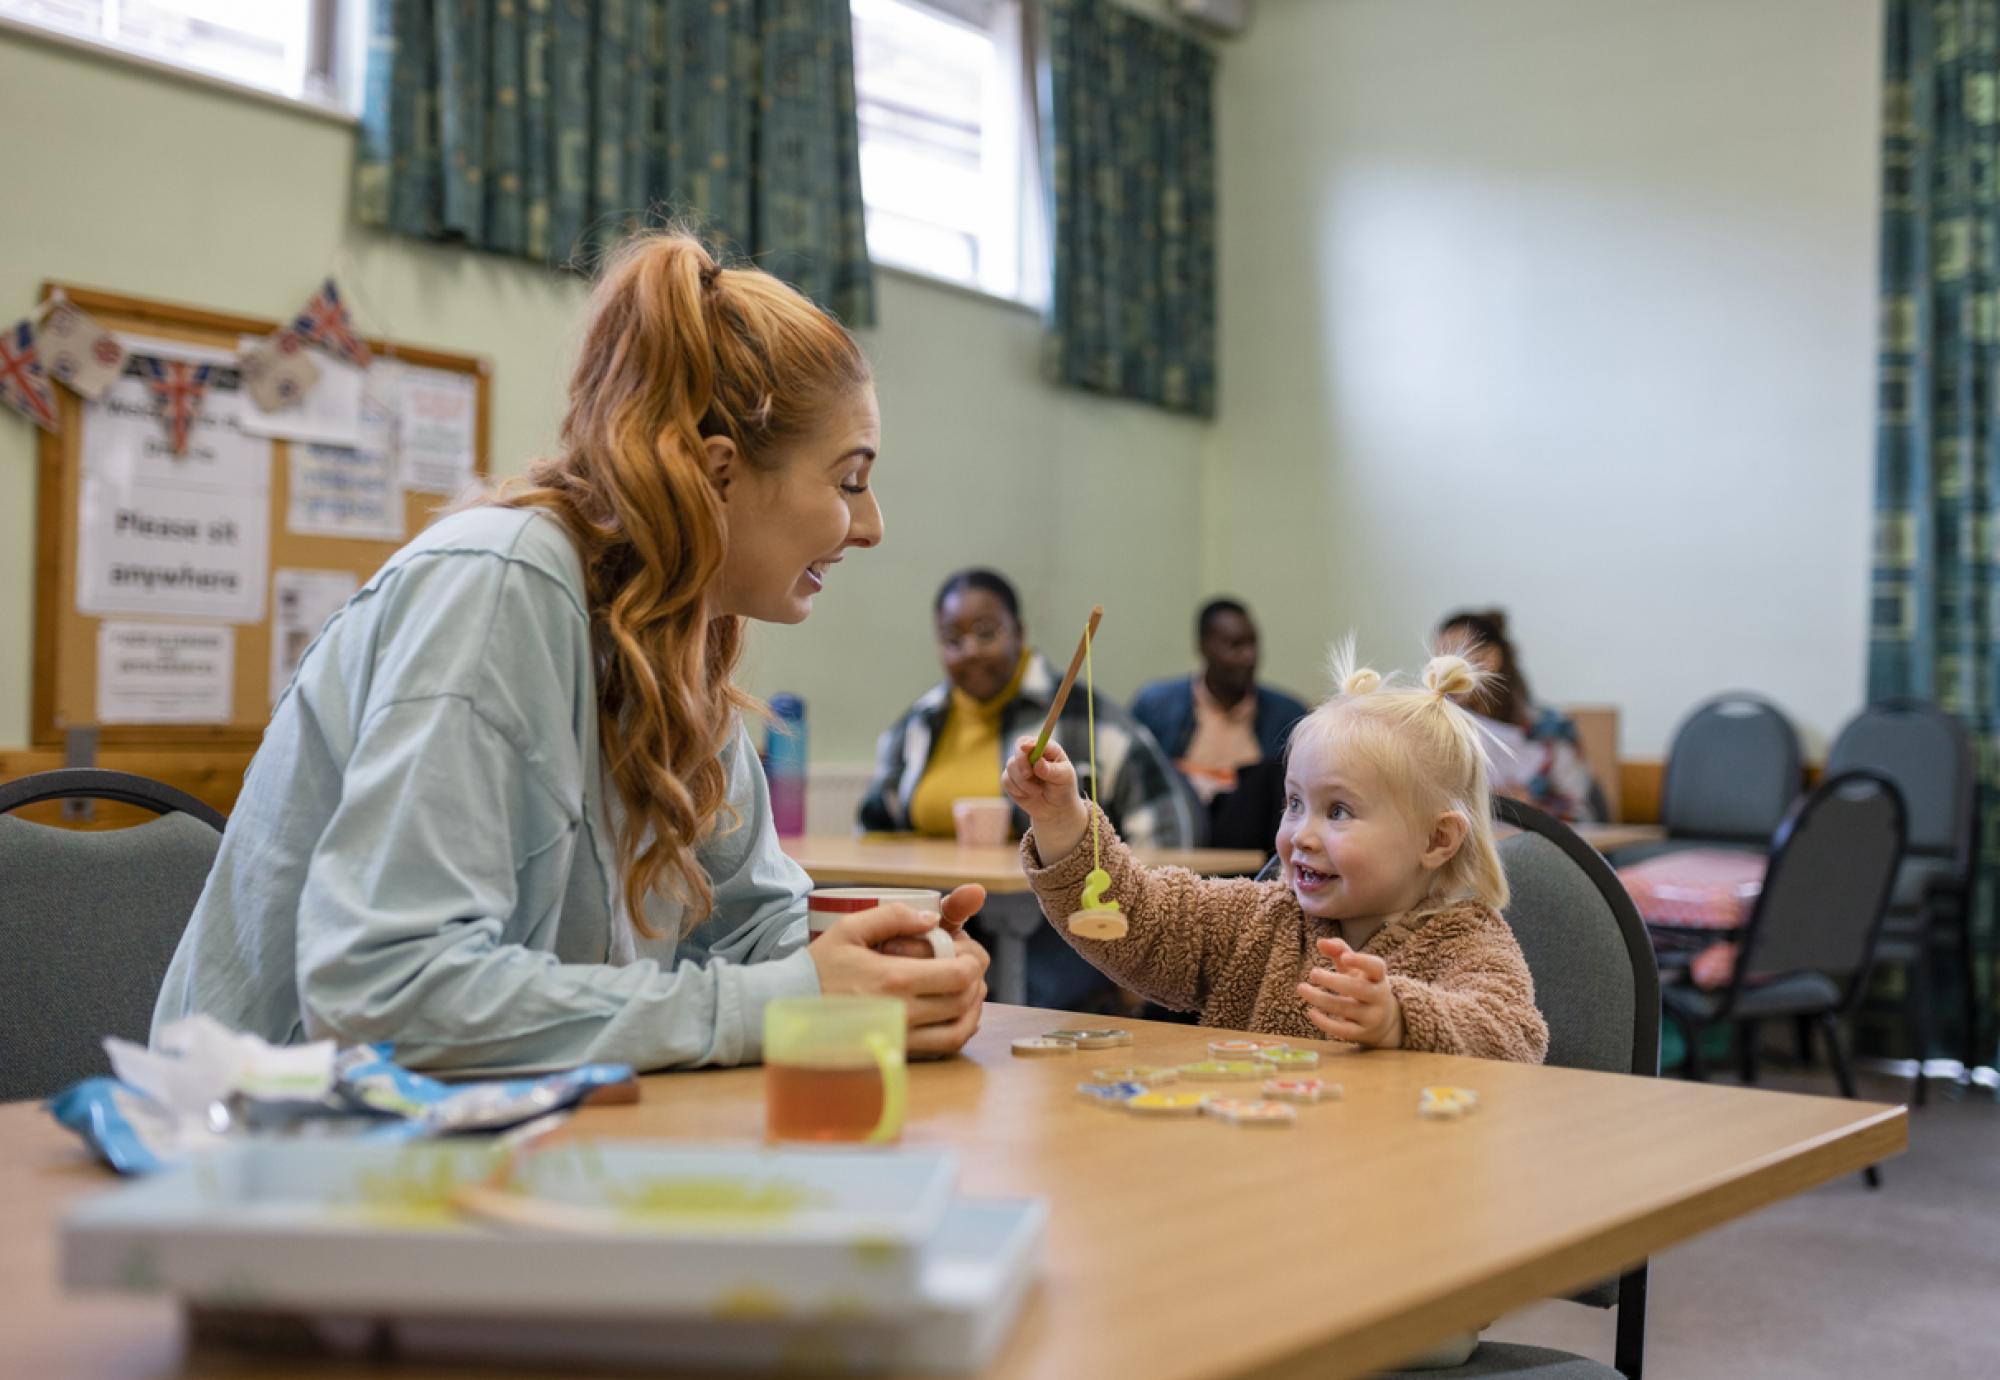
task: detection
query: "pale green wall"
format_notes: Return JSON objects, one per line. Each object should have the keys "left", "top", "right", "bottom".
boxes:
{"left": 1205, "top": 0, "right": 1882, "bottom": 756}
{"left": 0, "top": 28, "right": 1209, "bottom": 765}
{"left": 6, "top": 2, "right": 1883, "bottom": 770}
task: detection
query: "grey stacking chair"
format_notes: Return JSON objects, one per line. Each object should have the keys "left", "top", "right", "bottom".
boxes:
{"left": 1611, "top": 694, "right": 1803, "bottom": 866}
{"left": 0, "top": 768, "right": 225, "bottom": 1102}
{"left": 1826, "top": 700, "right": 1976, "bottom": 1104}
{"left": 1405, "top": 797, "right": 1658, "bottom": 1378}
{"left": 1661, "top": 771, "right": 1905, "bottom": 1188}
{"left": 1269, "top": 800, "right": 1662, "bottom": 1375}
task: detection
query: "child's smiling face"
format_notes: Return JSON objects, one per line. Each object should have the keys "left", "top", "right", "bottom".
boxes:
{"left": 1276, "top": 736, "right": 1445, "bottom": 925}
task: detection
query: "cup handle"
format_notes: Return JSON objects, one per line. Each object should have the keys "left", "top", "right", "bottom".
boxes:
{"left": 863, "top": 1031, "right": 906, "bottom": 1145}
{"left": 921, "top": 924, "right": 954, "bottom": 959}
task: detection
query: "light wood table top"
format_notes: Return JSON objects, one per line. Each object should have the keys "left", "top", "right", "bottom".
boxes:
{"left": 1571, "top": 822, "right": 1666, "bottom": 855}
{"left": 0, "top": 1005, "right": 1903, "bottom": 1379}
{"left": 781, "top": 834, "right": 1268, "bottom": 893}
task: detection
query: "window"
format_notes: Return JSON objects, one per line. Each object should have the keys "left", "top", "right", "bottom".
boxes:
{"left": 0, "top": 0, "right": 354, "bottom": 113}
{"left": 851, "top": 0, "right": 1047, "bottom": 306}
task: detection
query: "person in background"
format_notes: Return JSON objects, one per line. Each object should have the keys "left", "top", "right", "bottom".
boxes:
{"left": 860, "top": 568, "right": 1195, "bottom": 1009}
{"left": 1131, "top": 598, "right": 1310, "bottom": 849}
{"left": 1435, "top": 608, "right": 1602, "bottom": 824}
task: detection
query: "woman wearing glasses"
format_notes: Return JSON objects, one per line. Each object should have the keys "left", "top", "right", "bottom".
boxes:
{"left": 860, "top": 567, "right": 1192, "bottom": 844}
{"left": 858, "top": 568, "right": 1193, "bottom": 1009}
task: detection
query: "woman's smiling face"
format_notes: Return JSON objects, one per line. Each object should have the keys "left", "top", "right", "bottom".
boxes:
{"left": 713, "top": 385, "right": 884, "bottom": 624}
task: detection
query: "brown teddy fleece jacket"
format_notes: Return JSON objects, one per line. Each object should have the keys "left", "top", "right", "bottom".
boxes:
{"left": 1023, "top": 806, "right": 1549, "bottom": 1063}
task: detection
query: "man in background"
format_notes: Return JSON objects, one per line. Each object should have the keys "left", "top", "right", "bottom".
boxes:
{"left": 1131, "top": 599, "right": 1309, "bottom": 851}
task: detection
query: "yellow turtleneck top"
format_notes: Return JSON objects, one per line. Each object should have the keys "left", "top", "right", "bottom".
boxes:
{"left": 907, "top": 651, "right": 1032, "bottom": 837}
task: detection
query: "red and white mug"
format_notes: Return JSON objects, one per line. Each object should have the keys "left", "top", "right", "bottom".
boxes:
{"left": 807, "top": 887, "right": 954, "bottom": 958}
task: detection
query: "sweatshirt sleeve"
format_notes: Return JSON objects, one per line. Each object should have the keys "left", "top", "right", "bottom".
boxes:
{"left": 292, "top": 694, "right": 819, "bottom": 1074}
{"left": 1387, "top": 909, "right": 1550, "bottom": 1064}
{"left": 1022, "top": 803, "right": 1272, "bottom": 1013}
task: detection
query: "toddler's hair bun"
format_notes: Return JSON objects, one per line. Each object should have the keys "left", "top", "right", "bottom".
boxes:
{"left": 1326, "top": 633, "right": 1384, "bottom": 697}
{"left": 1423, "top": 653, "right": 1480, "bottom": 702}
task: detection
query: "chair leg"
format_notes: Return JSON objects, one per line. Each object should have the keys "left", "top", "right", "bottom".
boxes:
{"left": 1793, "top": 1014, "right": 1815, "bottom": 1066}
{"left": 1737, "top": 1020, "right": 1761, "bottom": 1085}
{"left": 1679, "top": 1017, "right": 1710, "bottom": 1083}
{"left": 1951, "top": 894, "right": 1984, "bottom": 1071}
{"left": 1819, "top": 1013, "right": 1881, "bottom": 1189}
{"left": 1907, "top": 931, "right": 1932, "bottom": 1109}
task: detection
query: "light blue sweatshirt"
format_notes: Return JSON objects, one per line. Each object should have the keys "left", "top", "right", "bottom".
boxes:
{"left": 152, "top": 506, "right": 819, "bottom": 1071}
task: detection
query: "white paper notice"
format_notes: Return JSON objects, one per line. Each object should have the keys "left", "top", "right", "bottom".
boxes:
{"left": 287, "top": 393, "right": 403, "bottom": 540}
{"left": 77, "top": 475, "right": 270, "bottom": 622}
{"left": 87, "top": 340, "right": 267, "bottom": 494}
{"left": 270, "top": 569, "right": 358, "bottom": 706}
{"left": 97, "top": 623, "right": 235, "bottom": 724}
{"left": 236, "top": 334, "right": 365, "bottom": 447}
{"left": 377, "top": 360, "right": 478, "bottom": 493}
{"left": 78, "top": 343, "right": 271, "bottom": 623}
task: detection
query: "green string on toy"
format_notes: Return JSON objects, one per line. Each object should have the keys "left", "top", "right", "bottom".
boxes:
{"left": 1077, "top": 625, "right": 1119, "bottom": 916}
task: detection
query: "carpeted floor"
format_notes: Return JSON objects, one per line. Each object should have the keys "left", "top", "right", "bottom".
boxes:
{"left": 1483, "top": 1066, "right": 2000, "bottom": 1378}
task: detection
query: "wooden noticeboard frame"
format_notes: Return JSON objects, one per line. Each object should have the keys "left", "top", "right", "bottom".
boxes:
{"left": 30, "top": 283, "right": 492, "bottom": 751}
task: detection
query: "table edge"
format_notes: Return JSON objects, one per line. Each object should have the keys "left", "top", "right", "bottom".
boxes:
{"left": 1227, "top": 1100, "right": 1908, "bottom": 1380}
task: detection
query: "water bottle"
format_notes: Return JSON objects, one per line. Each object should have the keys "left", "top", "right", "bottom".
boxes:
{"left": 766, "top": 693, "right": 808, "bottom": 837}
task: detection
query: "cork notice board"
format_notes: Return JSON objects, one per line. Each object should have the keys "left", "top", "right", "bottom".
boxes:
{"left": 31, "top": 283, "right": 492, "bottom": 750}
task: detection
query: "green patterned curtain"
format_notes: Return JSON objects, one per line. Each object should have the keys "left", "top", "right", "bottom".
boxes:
{"left": 1875, "top": 0, "right": 2000, "bottom": 1060}
{"left": 1040, "top": 0, "right": 1216, "bottom": 417}
{"left": 356, "top": 0, "right": 876, "bottom": 326}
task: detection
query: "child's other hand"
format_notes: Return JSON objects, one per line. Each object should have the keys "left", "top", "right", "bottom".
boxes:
{"left": 1297, "top": 936, "right": 1405, "bottom": 1048}
{"left": 1002, "top": 736, "right": 1090, "bottom": 862}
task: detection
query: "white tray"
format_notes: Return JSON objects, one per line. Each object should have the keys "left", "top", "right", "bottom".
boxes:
{"left": 187, "top": 1198, "right": 1047, "bottom": 1374}
{"left": 64, "top": 1140, "right": 959, "bottom": 1317}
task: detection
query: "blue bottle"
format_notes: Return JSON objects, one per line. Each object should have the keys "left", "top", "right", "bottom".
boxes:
{"left": 766, "top": 693, "right": 808, "bottom": 837}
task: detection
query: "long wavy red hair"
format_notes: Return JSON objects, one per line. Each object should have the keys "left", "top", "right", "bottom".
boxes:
{"left": 494, "top": 233, "right": 870, "bottom": 937}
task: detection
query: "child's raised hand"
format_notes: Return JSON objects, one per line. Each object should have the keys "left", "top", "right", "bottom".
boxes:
{"left": 1002, "top": 736, "right": 1090, "bottom": 862}
{"left": 1297, "top": 936, "right": 1405, "bottom": 1048}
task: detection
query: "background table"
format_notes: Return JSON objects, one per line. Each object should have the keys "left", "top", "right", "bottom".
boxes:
{"left": 780, "top": 836, "right": 1268, "bottom": 1003}
{"left": 1564, "top": 822, "right": 1666, "bottom": 856}
{"left": 1, "top": 1005, "right": 1904, "bottom": 1379}
{"left": 779, "top": 835, "right": 1268, "bottom": 893}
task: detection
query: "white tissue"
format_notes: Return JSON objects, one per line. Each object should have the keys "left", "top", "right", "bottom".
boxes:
{"left": 103, "top": 1014, "right": 336, "bottom": 1139}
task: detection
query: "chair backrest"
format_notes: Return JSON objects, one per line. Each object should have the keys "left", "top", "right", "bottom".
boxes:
{"left": 1726, "top": 770, "right": 1905, "bottom": 1014}
{"left": 1495, "top": 797, "right": 1661, "bottom": 1078}
{"left": 0, "top": 769, "right": 225, "bottom": 1101}
{"left": 1660, "top": 694, "right": 1804, "bottom": 844}
{"left": 1826, "top": 699, "right": 1972, "bottom": 865}
{"left": 1245, "top": 805, "right": 1654, "bottom": 1351}
{"left": 1494, "top": 797, "right": 1657, "bottom": 1346}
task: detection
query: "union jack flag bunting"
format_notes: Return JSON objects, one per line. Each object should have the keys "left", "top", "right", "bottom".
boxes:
{"left": 290, "top": 279, "right": 372, "bottom": 369}
{"left": 136, "top": 356, "right": 216, "bottom": 456}
{"left": 0, "top": 318, "right": 59, "bottom": 433}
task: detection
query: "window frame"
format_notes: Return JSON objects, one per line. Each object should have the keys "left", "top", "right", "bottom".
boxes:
{"left": 0, "top": 0, "right": 359, "bottom": 125}
{"left": 850, "top": 0, "right": 1050, "bottom": 312}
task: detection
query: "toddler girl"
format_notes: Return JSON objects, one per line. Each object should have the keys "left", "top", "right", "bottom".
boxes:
{"left": 1002, "top": 640, "right": 1548, "bottom": 1062}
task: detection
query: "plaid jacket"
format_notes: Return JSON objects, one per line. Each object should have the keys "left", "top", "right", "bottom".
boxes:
{"left": 857, "top": 653, "right": 1199, "bottom": 847}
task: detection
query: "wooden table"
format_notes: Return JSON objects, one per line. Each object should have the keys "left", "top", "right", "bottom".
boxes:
{"left": 1571, "top": 822, "right": 1666, "bottom": 855}
{"left": 779, "top": 834, "right": 1268, "bottom": 893}
{"left": 781, "top": 836, "right": 1268, "bottom": 1004}
{"left": 0, "top": 1005, "right": 1905, "bottom": 1379}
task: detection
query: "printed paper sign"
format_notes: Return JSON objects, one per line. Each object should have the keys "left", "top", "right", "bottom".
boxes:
{"left": 85, "top": 342, "right": 267, "bottom": 494}
{"left": 375, "top": 359, "right": 478, "bottom": 493}
{"left": 96, "top": 622, "right": 235, "bottom": 724}
{"left": 287, "top": 393, "right": 402, "bottom": 540}
{"left": 77, "top": 475, "right": 269, "bottom": 622}
{"left": 270, "top": 568, "right": 358, "bottom": 706}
